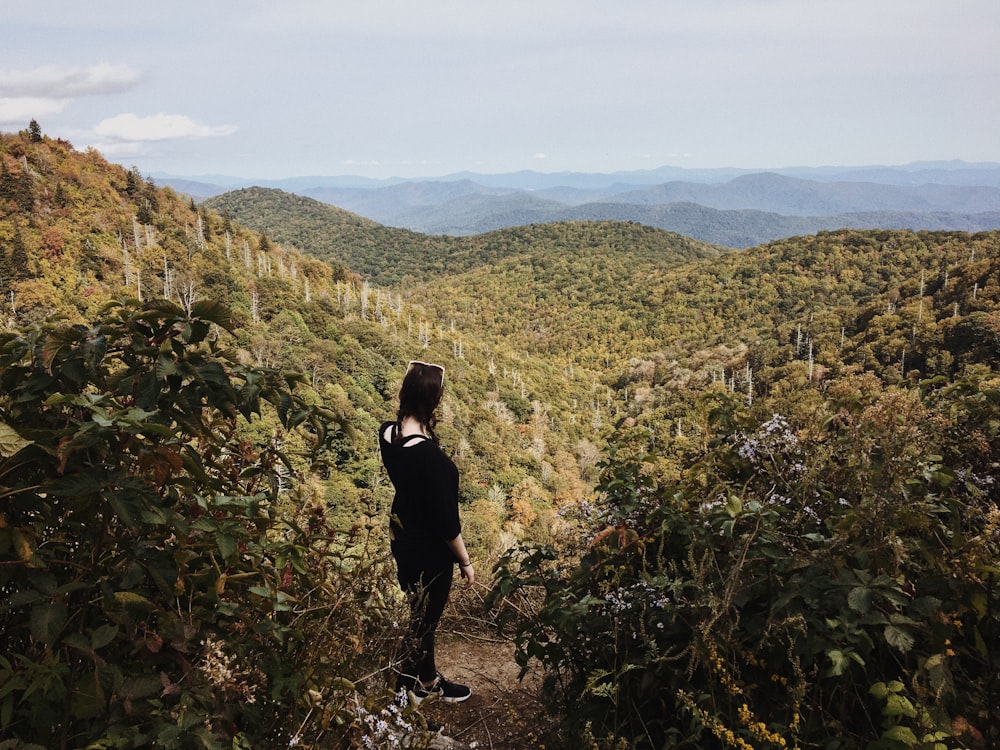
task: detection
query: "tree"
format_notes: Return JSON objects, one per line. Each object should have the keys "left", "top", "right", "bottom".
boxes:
{"left": 0, "top": 158, "right": 35, "bottom": 213}
{"left": 8, "top": 227, "right": 32, "bottom": 280}
{"left": 27, "top": 119, "right": 42, "bottom": 143}
{"left": 0, "top": 246, "right": 10, "bottom": 295}
{"left": 125, "top": 166, "right": 141, "bottom": 197}
{"left": 0, "top": 159, "right": 15, "bottom": 208}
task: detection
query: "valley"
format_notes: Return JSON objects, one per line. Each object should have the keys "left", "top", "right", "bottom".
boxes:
{"left": 1, "top": 127, "right": 998, "bottom": 749}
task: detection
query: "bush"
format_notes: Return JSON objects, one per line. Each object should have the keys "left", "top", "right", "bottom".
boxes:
{"left": 0, "top": 300, "right": 402, "bottom": 748}
{"left": 491, "top": 379, "right": 999, "bottom": 749}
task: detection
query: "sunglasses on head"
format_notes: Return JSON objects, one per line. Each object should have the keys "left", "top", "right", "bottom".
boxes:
{"left": 407, "top": 360, "right": 445, "bottom": 383}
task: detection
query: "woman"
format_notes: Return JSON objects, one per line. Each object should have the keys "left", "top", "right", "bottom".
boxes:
{"left": 379, "top": 360, "right": 474, "bottom": 703}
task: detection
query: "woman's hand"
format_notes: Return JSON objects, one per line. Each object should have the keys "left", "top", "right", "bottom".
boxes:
{"left": 459, "top": 561, "right": 475, "bottom": 587}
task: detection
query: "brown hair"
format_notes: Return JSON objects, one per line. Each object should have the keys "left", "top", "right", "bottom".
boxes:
{"left": 395, "top": 361, "right": 445, "bottom": 444}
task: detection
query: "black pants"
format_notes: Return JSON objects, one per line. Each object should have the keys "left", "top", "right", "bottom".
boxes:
{"left": 394, "top": 552, "right": 453, "bottom": 685}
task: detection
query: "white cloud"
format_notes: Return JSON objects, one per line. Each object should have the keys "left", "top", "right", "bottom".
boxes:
{"left": 0, "top": 97, "right": 66, "bottom": 125}
{"left": 533, "top": 153, "right": 547, "bottom": 160}
{"left": 93, "top": 113, "right": 238, "bottom": 142}
{"left": 0, "top": 63, "right": 143, "bottom": 127}
{"left": 92, "top": 140, "right": 150, "bottom": 158}
{"left": 0, "top": 63, "right": 141, "bottom": 98}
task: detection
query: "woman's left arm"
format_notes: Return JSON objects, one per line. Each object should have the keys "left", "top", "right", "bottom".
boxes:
{"left": 447, "top": 534, "right": 475, "bottom": 587}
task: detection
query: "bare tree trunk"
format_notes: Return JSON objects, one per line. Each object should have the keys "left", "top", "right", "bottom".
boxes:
{"left": 178, "top": 274, "right": 197, "bottom": 315}
{"left": 118, "top": 231, "right": 132, "bottom": 288}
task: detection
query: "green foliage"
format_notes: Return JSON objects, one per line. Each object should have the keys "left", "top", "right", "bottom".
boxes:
{"left": 490, "top": 378, "right": 1000, "bottom": 748}
{"left": 203, "top": 187, "right": 424, "bottom": 285}
{"left": 204, "top": 188, "right": 723, "bottom": 287}
{"left": 0, "top": 300, "right": 403, "bottom": 748}
{"left": 6, "top": 125, "right": 1000, "bottom": 750}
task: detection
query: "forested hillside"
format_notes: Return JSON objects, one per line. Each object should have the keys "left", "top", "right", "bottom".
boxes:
{"left": 204, "top": 187, "right": 724, "bottom": 286}
{"left": 203, "top": 186, "right": 456, "bottom": 284}
{"left": 0, "top": 126, "right": 608, "bottom": 748}
{"left": 2, "top": 125, "right": 998, "bottom": 750}
{"left": 209, "top": 161, "right": 1000, "bottom": 750}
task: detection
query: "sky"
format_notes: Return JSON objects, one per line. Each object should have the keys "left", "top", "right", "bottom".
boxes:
{"left": 1, "top": 0, "right": 998, "bottom": 180}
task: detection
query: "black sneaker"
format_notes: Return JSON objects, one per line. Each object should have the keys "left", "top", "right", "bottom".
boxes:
{"left": 422, "top": 673, "right": 472, "bottom": 704}
{"left": 395, "top": 674, "right": 435, "bottom": 705}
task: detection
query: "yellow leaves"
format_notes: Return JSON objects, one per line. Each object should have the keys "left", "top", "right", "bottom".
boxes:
{"left": 738, "top": 701, "right": 789, "bottom": 747}
{"left": 113, "top": 591, "right": 155, "bottom": 609}
{"left": 6, "top": 527, "right": 39, "bottom": 566}
{"left": 0, "top": 421, "right": 32, "bottom": 457}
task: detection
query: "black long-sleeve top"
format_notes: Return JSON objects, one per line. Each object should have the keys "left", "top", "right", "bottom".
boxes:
{"left": 378, "top": 421, "right": 461, "bottom": 569}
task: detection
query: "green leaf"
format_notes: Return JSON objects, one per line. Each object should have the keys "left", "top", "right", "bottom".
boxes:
{"left": 104, "top": 487, "right": 146, "bottom": 531}
{"left": 328, "top": 677, "right": 356, "bottom": 692}
{"left": 884, "top": 693, "right": 917, "bottom": 718}
{"left": 156, "top": 353, "right": 180, "bottom": 380}
{"left": 217, "top": 532, "right": 238, "bottom": 560}
{"left": 113, "top": 591, "right": 156, "bottom": 609}
{"left": 91, "top": 624, "right": 118, "bottom": 650}
{"left": 885, "top": 625, "right": 915, "bottom": 652}
{"left": 869, "top": 682, "right": 890, "bottom": 700}
{"left": 826, "top": 649, "right": 852, "bottom": 676}
{"left": 847, "top": 586, "right": 872, "bottom": 614}
{"left": 30, "top": 602, "right": 68, "bottom": 646}
{"left": 182, "top": 320, "right": 210, "bottom": 345}
{"left": 26, "top": 570, "right": 58, "bottom": 595}
{"left": 120, "top": 674, "right": 163, "bottom": 700}
{"left": 6, "top": 589, "right": 45, "bottom": 608}
{"left": 47, "top": 473, "right": 105, "bottom": 497}
{"left": 62, "top": 632, "right": 92, "bottom": 655}
{"left": 70, "top": 669, "right": 106, "bottom": 719}
{"left": 190, "top": 300, "right": 236, "bottom": 331}
{"left": 910, "top": 595, "right": 942, "bottom": 617}
{"left": 725, "top": 494, "right": 742, "bottom": 517}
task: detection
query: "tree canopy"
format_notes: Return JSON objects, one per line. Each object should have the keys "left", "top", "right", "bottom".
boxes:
{"left": 1, "top": 125, "right": 998, "bottom": 749}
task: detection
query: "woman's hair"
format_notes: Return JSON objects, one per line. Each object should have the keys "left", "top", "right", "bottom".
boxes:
{"left": 395, "top": 362, "right": 445, "bottom": 443}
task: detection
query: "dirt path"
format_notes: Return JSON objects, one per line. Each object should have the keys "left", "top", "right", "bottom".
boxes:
{"left": 419, "top": 632, "right": 559, "bottom": 749}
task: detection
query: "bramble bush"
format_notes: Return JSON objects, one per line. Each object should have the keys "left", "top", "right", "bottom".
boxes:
{"left": 490, "top": 374, "right": 999, "bottom": 749}
{"left": 0, "top": 300, "right": 408, "bottom": 749}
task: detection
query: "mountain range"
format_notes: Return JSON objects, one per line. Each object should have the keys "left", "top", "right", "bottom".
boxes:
{"left": 162, "top": 161, "right": 1000, "bottom": 248}
{"left": 4, "top": 126, "right": 1000, "bottom": 749}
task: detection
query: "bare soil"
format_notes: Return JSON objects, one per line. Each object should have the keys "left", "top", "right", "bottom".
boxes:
{"left": 418, "top": 631, "right": 561, "bottom": 750}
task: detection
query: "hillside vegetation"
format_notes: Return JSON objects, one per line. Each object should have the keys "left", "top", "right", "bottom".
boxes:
{"left": 0, "top": 126, "right": 604, "bottom": 748}
{"left": 205, "top": 187, "right": 724, "bottom": 286}
{"left": 1, "top": 125, "right": 998, "bottom": 750}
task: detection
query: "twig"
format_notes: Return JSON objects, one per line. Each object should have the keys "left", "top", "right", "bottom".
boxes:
{"left": 452, "top": 710, "right": 498, "bottom": 738}
{"left": 436, "top": 626, "right": 508, "bottom": 644}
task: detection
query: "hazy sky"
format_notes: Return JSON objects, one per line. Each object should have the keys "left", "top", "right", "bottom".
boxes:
{"left": 2, "top": 1, "right": 997, "bottom": 179}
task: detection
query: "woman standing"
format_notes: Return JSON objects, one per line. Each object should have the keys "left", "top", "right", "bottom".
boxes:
{"left": 379, "top": 360, "right": 474, "bottom": 703}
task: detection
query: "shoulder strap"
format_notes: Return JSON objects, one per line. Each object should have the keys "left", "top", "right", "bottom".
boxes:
{"left": 399, "top": 433, "right": 430, "bottom": 446}
{"left": 387, "top": 421, "right": 431, "bottom": 446}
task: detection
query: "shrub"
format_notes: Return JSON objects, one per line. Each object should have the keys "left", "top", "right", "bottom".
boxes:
{"left": 491, "top": 379, "right": 999, "bottom": 749}
{"left": 0, "top": 300, "right": 401, "bottom": 748}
